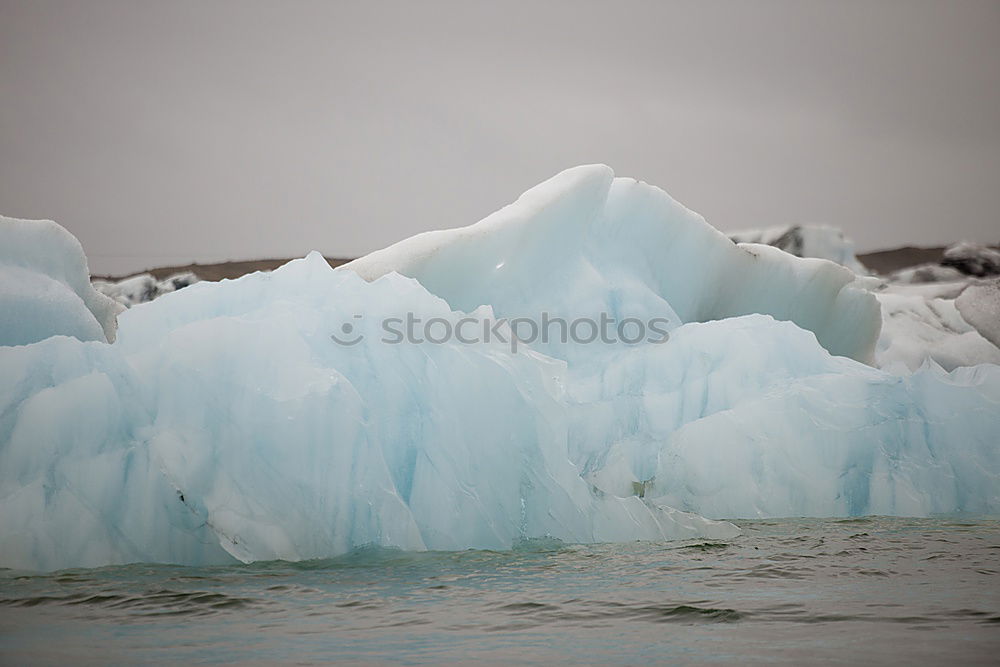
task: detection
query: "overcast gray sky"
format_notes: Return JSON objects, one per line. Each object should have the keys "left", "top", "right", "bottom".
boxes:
{"left": 2, "top": 0, "right": 998, "bottom": 275}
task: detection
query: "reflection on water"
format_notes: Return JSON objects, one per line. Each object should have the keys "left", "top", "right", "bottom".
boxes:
{"left": 2, "top": 517, "right": 998, "bottom": 664}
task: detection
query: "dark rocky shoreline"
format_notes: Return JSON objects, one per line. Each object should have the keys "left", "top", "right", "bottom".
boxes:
{"left": 94, "top": 245, "right": 995, "bottom": 284}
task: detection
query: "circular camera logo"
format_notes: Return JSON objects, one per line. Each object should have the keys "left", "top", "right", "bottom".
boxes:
{"left": 330, "top": 315, "right": 364, "bottom": 345}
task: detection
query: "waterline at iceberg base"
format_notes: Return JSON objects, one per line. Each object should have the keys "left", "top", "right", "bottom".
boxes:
{"left": 1, "top": 165, "right": 998, "bottom": 572}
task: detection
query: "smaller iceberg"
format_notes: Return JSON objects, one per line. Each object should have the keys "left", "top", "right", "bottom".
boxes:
{"left": 875, "top": 281, "right": 1000, "bottom": 371}
{"left": 0, "top": 215, "right": 121, "bottom": 346}
{"left": 93, "top": 271, "right": 200, "bottom": 307}
{"left": 887, "top": 241, "right": 1000, "bottom": 284}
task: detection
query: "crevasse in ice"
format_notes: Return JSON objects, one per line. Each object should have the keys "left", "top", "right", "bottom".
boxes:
{"left": 1, "top": 165, "right": 998, "bottom": 572}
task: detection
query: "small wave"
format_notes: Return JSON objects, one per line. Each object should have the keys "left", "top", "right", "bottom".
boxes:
{"left": 0, "top": 589, "right": 257, "bottom": 616}
{"left": 677, "top": 542, "right": 731, "bottom": 552}
{"left": 630, "top": 604, "right": 744, "bottom": 623}
{"left": 493, "top": 599, "right": 744, "bottom": 625}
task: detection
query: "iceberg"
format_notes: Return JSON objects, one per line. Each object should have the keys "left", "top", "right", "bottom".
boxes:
{"left": 1, "top": 166, "right": 998, "bottom": 572}
{"left": 887, "top": 241, "right": 1000, "bottom": 284}
{"left": 941, "top": 242, "right": 1000, "bottom": 278}
{"left": 92, "top": 271, "right": 200, "bottom": 307}
{"left": 875, "top": 281, "right": 1000, "bottom": 371}
{"left": 0, "top": 216, "right": 122, "bottom": 346}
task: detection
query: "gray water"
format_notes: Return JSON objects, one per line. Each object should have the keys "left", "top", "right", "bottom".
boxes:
{"left": 2, "top": 517, "right": 998, "bottom": 665}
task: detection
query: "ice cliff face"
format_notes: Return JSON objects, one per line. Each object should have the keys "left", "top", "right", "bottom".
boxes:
{"left": 1, "top": 166, "right": 998, "bottom": 572}
{"left": 1, "top": 256, "right": 739, "bottom": 571}
{"left": 0, "top": 216, "right": 122, "bottom": 345}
